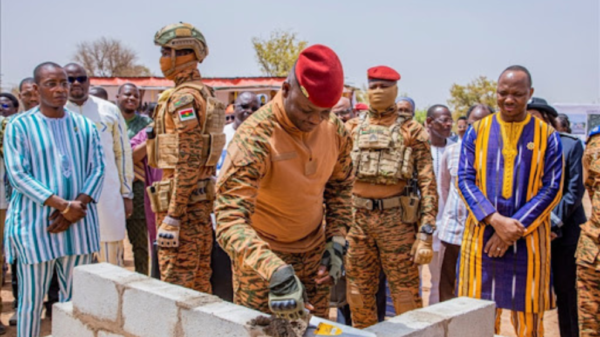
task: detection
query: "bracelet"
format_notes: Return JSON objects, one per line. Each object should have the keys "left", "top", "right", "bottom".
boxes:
{"left": 61, "top": 201, "right": 72, "bottom": 215}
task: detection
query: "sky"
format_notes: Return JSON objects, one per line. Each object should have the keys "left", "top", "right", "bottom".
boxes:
{"left": 1, "top": 0, "right": 598, "bottom": 108}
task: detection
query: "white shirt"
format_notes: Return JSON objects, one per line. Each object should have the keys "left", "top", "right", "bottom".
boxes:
{"left": 67, "top": 96, "right": 133, "bottom": 242}
{"left": 212, "top": 123, "right": 237, "bottom": 229}
{"left": 431, "top": 138, "right": 455, "bottom": 251}
{"left": 216, "top": 123, "right": 236, "bottom": 176}
{"left": 438, "top": 141, "right": 467, "bottom": 246}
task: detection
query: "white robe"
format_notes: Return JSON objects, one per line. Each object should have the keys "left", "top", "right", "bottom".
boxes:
{"left": 67, "top": 96, "right": 133, "bottom": 242}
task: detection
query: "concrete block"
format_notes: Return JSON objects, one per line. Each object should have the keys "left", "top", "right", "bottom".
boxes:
{"left": 98, "top": 331, "right": 126, "bottom": 337}
{"left": 366, "top": 308, "right": 446, "bottom": 337}
{"left": 73, "top": 263, "right": 147, "bottom": 322}
{"left": 52, "top": 302, "right": 95, "bottom": 337}
{"left": 366, "top": 297, "right": 496, "bottom": 337}
{"left": 182, "top": 301, "right": 265, "bottom": 337}
{"left": 122, "top": 278, "right": 220, "bottom": 337}
{"left": 419, "top": 297, "right": 495, "bottom": 337}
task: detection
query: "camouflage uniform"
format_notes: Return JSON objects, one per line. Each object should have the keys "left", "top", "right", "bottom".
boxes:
{"left": 150, "top": 23, "right": 224, "bottom": 293}
{"left": 345, "top": 112, "right": 437, "bottom": 328}
{"left": 215, "top": 93, "right": 353, "bottom": 318}
{"left": 578, "top": 131, "right": 600, "bottom": 337}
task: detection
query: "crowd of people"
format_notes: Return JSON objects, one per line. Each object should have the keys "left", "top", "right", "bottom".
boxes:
{"left": 0, "top": 22, "right": 598, "bottom": 337}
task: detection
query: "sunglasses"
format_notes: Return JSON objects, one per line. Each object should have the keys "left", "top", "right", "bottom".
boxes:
{"left": 1, "top": 104, "right": 11, "bottom": 109}
{"left": 68, "top": 76, "right": 88, "bottom": 84}
{"left": 226, "top": 115, "right": 234, "bottom": 122}
{"left": 236, "top": 103, "right": 259, "bottom": 112}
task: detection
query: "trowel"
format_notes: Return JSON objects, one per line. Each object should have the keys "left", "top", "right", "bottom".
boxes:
{"left": 302, "top": 316, "right": 376, "bottom": 337}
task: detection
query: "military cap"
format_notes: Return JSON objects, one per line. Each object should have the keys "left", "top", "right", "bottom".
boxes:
{"left": 354, "top": 103, "right": 369, "bottom": 111}
{"left": 295, "top": 44, "right": 344, "bottom": 108}
{"left": 367, "top": 66, "right": 401, "bottom": 82}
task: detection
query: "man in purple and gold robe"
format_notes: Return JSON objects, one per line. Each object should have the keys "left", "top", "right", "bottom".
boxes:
{"left": 457, "top": 65, "right": 563, "bottom": 337}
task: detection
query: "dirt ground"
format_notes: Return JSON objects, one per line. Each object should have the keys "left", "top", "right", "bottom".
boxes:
{"left": 4, "top": 196, "right": 589, "bottom": 336}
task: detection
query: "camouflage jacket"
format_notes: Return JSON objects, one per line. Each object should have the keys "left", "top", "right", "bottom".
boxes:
{"left": 158, "top": 70, "right": 208, "bottom": 218}
{"left": 579, "top": 132, "right": 600, "bottom": 269}
{"left": 346, "top": 112, "right": 437, "bottom": 227}
{"left": 215, "top": 92, "right": 354, "bottom": 281}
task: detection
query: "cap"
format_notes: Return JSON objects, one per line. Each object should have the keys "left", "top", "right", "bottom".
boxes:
{"left": 367, "top": 66, "right": 400, "bottom": 82}
{"left": 295, "top": 44, "right": 344, "bottom": 108}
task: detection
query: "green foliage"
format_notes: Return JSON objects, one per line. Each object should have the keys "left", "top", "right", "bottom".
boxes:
{"left": 252, "top": 30, "right": 308, "bottom": 77}
{"left": 414, "top": 108, "right": 427, "bottom": 125}
{"left": 354, "top": 85, "right": 368, "bottom": 103}
{"left": 447, "top": 76, "right": 497, "bottom": 118}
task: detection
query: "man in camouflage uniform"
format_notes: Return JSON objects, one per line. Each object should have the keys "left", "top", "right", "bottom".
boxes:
{"left": 579, "top": 126, "right": 600, "bottom": 337}
{"left": 345, "top": 66, "right": 437, "bottom": 328}
{"left": 148, "top": 23, "right": 225, "bottom": 293}
{"left": 216, "top": 44, "right": 352, "bottom": 320}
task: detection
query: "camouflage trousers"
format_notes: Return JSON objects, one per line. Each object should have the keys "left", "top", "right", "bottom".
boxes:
{"left": 577, "top": 265, "right": 600, "bottom": 337}
{"left": 157, "top": 201, "right": 213, "bottom": 294}
{"left": 346, "top": 207, "right": 422, "bottom": 329}
{"left": 232, "top": 243, "right": 330, "bottom": 319}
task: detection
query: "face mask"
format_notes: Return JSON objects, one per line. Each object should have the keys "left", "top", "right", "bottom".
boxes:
{"left": 368, "top": 84, "right": 398, "bottom": 112}
{"left": 160, "top": 53, "right": 197, "bottom": 80}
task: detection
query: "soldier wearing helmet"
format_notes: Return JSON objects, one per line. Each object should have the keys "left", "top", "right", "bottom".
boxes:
{"left": 147, "top": 22, "right": 226, "bottom": 293}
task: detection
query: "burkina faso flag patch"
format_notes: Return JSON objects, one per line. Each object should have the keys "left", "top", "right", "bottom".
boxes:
{"left": 178, "top": 107, "right": 196, "bottom": 122}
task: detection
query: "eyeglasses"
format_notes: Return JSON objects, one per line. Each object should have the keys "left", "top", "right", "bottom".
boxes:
{"left": 337, "top": 108, "right": 353, "bottom": 115}
{"left": 433, "top": 118, "right": 454, "bottom": 126}
{"left": 42, "top": 81, "right": 69, "bottom": 89}
{"left": 236, "top": 103, "right": 259, "bottom": 112}
{"left": 67, "top": 76, "right": 88, "bottom": 84}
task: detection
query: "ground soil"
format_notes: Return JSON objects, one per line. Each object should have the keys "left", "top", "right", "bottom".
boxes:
{"left": 249, "top": 315, "right": 308, "bottom": 337}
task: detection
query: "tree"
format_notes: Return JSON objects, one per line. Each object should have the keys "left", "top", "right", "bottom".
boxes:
{"left": 252, "top": 30, "right": 308, "bottom": 76}
{"left": 447, "top": 76, "right": 497, "bottom": 117}
{"left": 73, "top": 37, "right": 152, "bottom": 77}
{"left": 414, "top": 108, "right": 427, "bottom": 125}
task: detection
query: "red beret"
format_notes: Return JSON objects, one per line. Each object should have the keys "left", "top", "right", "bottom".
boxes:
{"left": 295, "top": 44, "right": 344, "bottom": 108}
{"left": 367, "top": 66, "right": 400, "bottom": 81}
{"left": 354, "top": 103, "right": 369, "bottom": 111}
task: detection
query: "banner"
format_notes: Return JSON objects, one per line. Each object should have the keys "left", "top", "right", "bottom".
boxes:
{"left": 553, "top": 104, "right": 600, "bottom": 140}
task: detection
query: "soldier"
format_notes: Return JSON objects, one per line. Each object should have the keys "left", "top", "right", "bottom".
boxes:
{"left": 579, "top": 126, "right": 600, "bottom": 337}
{"left": 345, "top": 66, "right": 437, "bottom": 328}
{"left": 216, "top": 44, "right": 352, "bottom": 319}
{"left": 147, "top": 22, "right": 225, "bottom": 293}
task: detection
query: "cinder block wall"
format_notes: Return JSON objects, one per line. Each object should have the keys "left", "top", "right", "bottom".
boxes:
{"left": 52, "top": 263, "right": 497, "bottom": 337}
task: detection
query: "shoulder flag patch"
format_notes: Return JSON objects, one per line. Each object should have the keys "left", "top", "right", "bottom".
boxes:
{"left": 178, "top": 107, "right": 196, "bottom": 122}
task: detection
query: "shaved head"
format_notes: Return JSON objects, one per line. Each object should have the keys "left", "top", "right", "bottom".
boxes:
{"left": 332, "top": 96, "right": 353, "bottom": 122}
{"left": 34, "top": 62, "right": 63, "bottom": 84}
{"left": 233, "top": 91, "right": 260, "bottom": 129}
{"left": 500, "top": 65, "right": 532, "bottom": 88}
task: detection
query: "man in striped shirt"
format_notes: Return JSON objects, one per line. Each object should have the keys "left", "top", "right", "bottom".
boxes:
{"left": 65, "top": 63, "right": 133, "bottom": 267}
{"left": 4, "top": 62, "right": 104, "bottom": 337}
{"left": 438, "top": 104, "right": 492, "bottom": 302}
{"left": 457, "top": 66, "right": 562, "bottom": 337}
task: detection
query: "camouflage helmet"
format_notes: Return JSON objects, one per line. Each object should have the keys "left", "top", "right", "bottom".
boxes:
{"left": 154, "top": 22, "right": 208, "bottom": 63}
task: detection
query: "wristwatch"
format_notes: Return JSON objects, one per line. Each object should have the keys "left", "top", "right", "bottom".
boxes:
{"left": 419, "top": 224, "right": 434, "bottom": 235}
